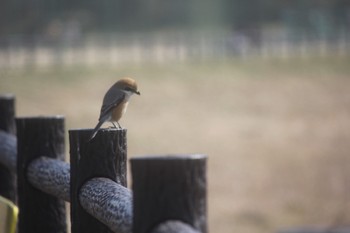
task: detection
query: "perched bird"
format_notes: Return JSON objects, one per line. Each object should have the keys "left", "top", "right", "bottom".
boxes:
{"left": 90, "top": 77, "right": 140, "bottom": 140}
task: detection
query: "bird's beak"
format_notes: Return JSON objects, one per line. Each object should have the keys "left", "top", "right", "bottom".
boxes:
{"left": 135, "top": 90, "right": 141, "bottom": 95}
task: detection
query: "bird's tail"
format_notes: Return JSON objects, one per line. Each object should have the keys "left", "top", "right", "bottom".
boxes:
{"left": 89, "top": 121, "right": 104, "bottom": 141}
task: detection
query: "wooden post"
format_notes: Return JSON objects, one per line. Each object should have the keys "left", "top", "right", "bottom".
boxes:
{"left": 16, "top": 116, "right": 66, "bottom": 233}
{"left": 0, "top": 95, "right": 17, "bottom": 202}
{"left": 69, "top": 128, "right": 127, "bottom": 233}
{"left": 131, "top": 155, "right": 208, "bottom": 233}
{"left": 0, "top": 95, "right": 16, "bottom": 134}
{"left": 27, "top": 156, "right": 132, "bottom": 233}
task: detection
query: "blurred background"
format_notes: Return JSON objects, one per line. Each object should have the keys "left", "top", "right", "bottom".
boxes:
{"left": 1, "top": 1, "right": 350, "bottom": 233}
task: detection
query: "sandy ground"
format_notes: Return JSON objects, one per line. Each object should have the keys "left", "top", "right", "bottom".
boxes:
{"left": 1, "top": 56, "right": 350, "bottom": 233}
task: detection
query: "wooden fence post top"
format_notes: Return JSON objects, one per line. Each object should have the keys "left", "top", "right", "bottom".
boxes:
{"left": 0, "top": 94, "right": 15, "bottom": 99}
{"left": 130, "top": 154, "right": 207, "bottom": 161}
{"left": 69, "top": 128, "right": 126, "bottom": 141}
{"left": 131, "top": 154, "right": 207, "bottom": 233}
{"left": 69, "top": 127, "right": 128, "bottom": 233}
{"left": 69, "top": 127, "right": 126, "bottom": 132}
{"left": 16, "top": 115, "right": 65, "bottom": 120}
{"left": 0, "top": 94, "right": 16, "bottom": 202}
{"left": 16, "top": 115, "right": 66, "bottom": 233}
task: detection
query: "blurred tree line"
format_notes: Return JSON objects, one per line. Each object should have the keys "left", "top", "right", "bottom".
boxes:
{"left": 0, "top": 0, "right": 349, "bottom": 36}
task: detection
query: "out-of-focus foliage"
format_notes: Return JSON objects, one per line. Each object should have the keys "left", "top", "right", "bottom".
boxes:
{"left": 0, "top": 0, "right": 349, "bottom": 35}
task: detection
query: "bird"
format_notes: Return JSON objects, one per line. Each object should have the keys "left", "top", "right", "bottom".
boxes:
{"left": 89, "top": 77, "right": 140, "bottom": 140}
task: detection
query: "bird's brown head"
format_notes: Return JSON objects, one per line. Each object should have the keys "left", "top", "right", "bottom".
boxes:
{"left": 115, "top": 77, "right": 140, "bottom": 95}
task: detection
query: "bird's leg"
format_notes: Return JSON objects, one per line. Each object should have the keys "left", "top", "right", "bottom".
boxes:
{"left": 111, "top": 121, "right": 122, "bottom": 129}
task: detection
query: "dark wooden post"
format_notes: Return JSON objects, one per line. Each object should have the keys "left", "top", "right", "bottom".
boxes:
{"left": 69, "top": 128, "right": 127, "bottom": 233}
{"left": 0, "top": 95, "right": 16, "bottom": 134}
{"left": 0, "top": 95, "right": 17, "bottom": 202}
{"left": 131, "top": 154, "right": 208, "bottom": 233}
{"left": 16, "top": 116, "right": 66, "bottom": 233}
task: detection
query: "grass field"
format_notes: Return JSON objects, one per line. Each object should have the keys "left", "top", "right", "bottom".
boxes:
{"left": 1, "top": 56, "right": 350, "bottom": 233}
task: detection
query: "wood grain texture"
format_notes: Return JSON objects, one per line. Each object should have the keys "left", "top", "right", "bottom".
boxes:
{"left": 16, "top": 116, "right": 66, "bottom": 233}
{"left": 0, "top": 131, "right": 17, "bottom": 172}
{"left": 131, "top": 155, "right": 207, "bottom": 233}
{"left": 26, "top": 156, "right": 132, "bottom": 233}
{"left": 69, "top": 128, "right": 127, "bottom": 233}
{"left": 0, "top": 95, "right": 16, "bottom": 202}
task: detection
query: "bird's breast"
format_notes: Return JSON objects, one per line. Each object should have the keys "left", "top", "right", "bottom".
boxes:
{"left": 111, "top": 101, "right": 129, "bottom": 122}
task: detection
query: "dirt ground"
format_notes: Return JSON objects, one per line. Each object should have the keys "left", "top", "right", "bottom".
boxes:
{"left": 1, "top": 56, "right": 350, "bottom": 233}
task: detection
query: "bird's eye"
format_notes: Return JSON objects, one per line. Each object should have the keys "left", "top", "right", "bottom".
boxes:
{"left": 124, "top": 87, "right": 132, "bottom": 91}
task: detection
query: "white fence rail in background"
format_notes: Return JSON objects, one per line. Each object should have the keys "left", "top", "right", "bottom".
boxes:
{"left": 0, "top": 30, "right": 350, "bottom": 68}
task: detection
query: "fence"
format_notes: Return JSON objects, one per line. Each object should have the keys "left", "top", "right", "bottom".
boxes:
{"left": 1, "top": 30, "right": 350, "bottom": 69}
{"left": 0, "top": 95, "right": 207, "bottom": 233}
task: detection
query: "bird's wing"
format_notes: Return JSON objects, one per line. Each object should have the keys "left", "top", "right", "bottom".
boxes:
{"left": 99, "top": 91, "right": 126, "bottom": 121}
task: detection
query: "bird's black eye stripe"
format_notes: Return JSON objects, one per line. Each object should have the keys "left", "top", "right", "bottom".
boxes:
{"left": 124, "top": 87, "right": 132, "bottom": 91}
